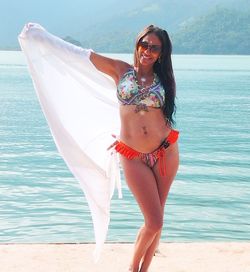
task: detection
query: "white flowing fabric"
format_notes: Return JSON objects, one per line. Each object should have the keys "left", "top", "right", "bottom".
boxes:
{"left": 18, "top": 23, "right": 122, "bottom": 261}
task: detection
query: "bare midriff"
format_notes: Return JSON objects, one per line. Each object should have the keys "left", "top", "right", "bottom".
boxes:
{"left": 119, "top": 105, "right": 172, "bottom": 153}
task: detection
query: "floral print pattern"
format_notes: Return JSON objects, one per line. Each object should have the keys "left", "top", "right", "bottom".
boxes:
{"left": 117, "top": 68, "right": 165, "bottom": 108}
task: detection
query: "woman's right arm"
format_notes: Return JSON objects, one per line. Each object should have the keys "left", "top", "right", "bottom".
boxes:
{"left": 90, "top": 52, "right": 130, "bottom": 85}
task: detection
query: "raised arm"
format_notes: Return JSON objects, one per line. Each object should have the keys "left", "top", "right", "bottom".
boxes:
{"left": 19, "top": 23, "right": 130, "bottom": 86}
{"left": 90, "top": 52, "right": 131, "bottom": 85}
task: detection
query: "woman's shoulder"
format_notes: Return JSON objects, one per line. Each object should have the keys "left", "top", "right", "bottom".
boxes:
{"left": 90, "top": 52, "right": 131, "bottom": 83}
{"left": 116, "top": 62, "right": 133, "bottom": 81}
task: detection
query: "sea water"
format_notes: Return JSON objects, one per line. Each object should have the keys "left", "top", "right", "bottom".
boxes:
{"left": 0, "top": 51, "right": 250, "bottom": 243}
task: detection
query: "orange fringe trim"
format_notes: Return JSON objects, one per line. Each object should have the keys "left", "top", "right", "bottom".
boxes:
{"left": 114, "top": 129, "right": 179, "bottom": 176}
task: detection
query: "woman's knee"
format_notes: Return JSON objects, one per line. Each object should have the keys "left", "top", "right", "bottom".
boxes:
{"left": 145, "top": 217, "right": 163, "bottom": 234}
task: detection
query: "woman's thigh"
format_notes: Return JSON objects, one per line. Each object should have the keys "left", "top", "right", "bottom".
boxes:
{"left": 153, "top": 142, "right": 179, "bottom": 208}
{"left": 120, "top": 156, "right": 162, "bottom": 226}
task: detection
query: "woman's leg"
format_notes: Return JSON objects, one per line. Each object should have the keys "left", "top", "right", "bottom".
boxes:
{"left": 128, "top": 226, "right": 144, "bottom": 271}
{"left": 120, "top": 156, "right": 164, "bottom": 272}
{"left": 139, "top": 143, "right": 179, "bottom": 272}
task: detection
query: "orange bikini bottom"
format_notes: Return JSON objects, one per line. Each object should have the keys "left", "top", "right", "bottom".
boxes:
{"left": 114, "top": 129, "right": 179, "bottom": 176}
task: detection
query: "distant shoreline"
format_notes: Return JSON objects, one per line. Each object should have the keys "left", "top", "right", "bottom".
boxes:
{"left": 1, "top": 49, "right": 250, "bottom": 56}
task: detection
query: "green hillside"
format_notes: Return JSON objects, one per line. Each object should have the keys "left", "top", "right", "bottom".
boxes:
{"left": 77, "top": 6, "right": 250, "bottom": 54}
{"left": 173, "top": 7, "right": 250, "bottom": 54}
{"left": 2, "top": 1, "right": 250, "bottom": 54}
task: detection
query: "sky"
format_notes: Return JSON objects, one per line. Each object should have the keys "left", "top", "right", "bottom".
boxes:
{"left": 1, "top": 0, "right": 123, "bottom": 45}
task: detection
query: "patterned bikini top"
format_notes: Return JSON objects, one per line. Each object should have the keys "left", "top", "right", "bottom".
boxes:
{"left": 117, "top": 67, "right": 165, "bottom": 108}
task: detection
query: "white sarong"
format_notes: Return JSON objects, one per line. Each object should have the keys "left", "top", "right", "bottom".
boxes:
{"left": 18, "top": 23, "right": 122, "bottom": 261}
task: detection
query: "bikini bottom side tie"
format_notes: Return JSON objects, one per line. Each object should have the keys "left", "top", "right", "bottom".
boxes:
{"left": 114, "top": 129, "right": 179, "bottom": 176}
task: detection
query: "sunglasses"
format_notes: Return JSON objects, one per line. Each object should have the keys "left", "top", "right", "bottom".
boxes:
{"left": 138, "top": 41, "right": 162, "bottom": 54}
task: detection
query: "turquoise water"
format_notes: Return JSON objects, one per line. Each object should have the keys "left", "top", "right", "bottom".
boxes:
{"left": 0, "top": 51, "right": 250, "bottom": 243}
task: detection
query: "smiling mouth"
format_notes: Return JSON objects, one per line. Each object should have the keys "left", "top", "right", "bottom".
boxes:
{"left": 141, "top": 54, "right": 153, "bottom": 60}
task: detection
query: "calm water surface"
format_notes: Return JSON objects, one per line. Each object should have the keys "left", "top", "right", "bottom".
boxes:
{"left": 0, "top": 51, "right": 250, "bottom": 243}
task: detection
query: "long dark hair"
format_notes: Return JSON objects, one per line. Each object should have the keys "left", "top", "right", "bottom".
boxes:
{"left": 134, "top": 25, "right": 176, "bottom": 126}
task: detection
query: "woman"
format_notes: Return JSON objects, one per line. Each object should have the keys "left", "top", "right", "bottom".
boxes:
{"left": 19, "top": 23, "right": 179, "bottom": 271}
{"left": 90, "top": 25, "right": 179, "bottom": 271}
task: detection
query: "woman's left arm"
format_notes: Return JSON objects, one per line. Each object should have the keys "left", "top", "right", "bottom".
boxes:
{"left": 90, "top": 52, "right": 130, "bottom": 84}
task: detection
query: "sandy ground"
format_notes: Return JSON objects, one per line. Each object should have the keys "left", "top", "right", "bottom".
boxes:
{"left": 0, "top": 242, "right": 250, "bottom": 272}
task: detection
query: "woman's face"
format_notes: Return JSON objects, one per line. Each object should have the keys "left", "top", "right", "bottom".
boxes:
{"left": 137, "top": 33, "right": 162, "bottom": 67}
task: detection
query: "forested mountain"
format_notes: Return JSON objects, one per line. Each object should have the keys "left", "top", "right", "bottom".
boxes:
{"left": 1, "top": 0, "right": 250, "bottom": 54}
{"left": 77, "top": 5, "right": 250, "bottom": 54}
{"left": 173, "top": 7, "right": 250, "bottom": 54}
